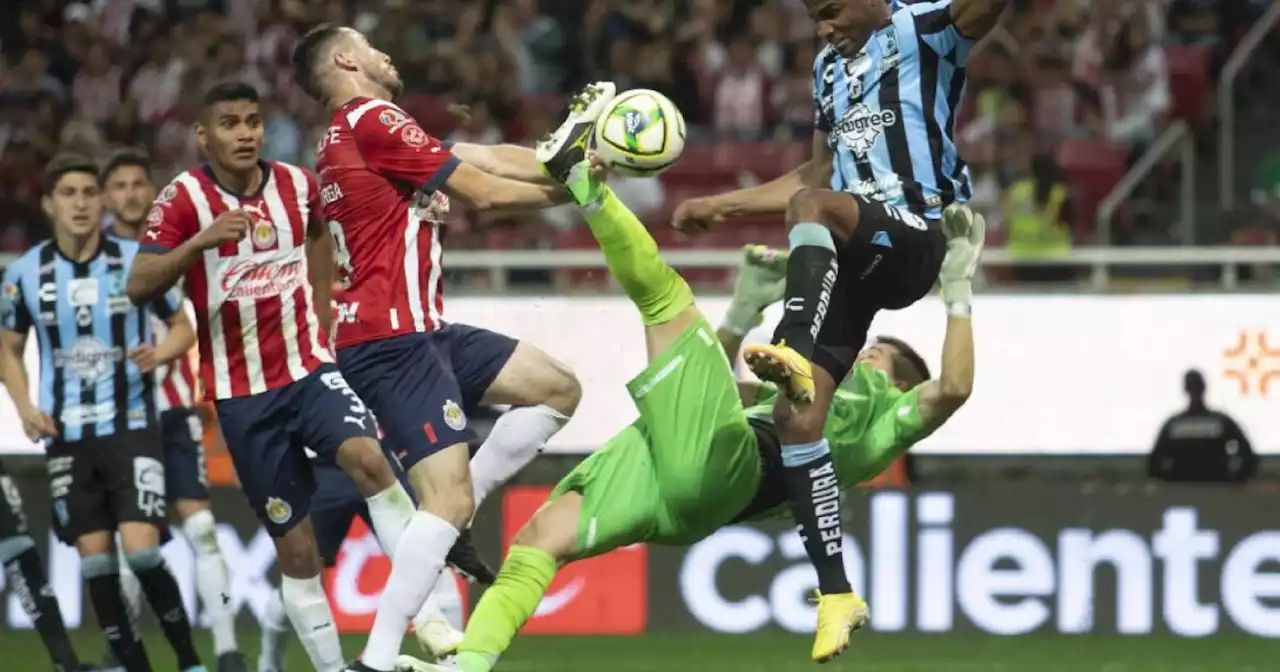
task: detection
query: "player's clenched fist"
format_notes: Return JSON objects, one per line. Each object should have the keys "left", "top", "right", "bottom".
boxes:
{"left": 671, "top": 197, "right": 724, "bottom": 234}
{"left": 18, "top": 406, "right": 55, "bottom": 442}
{"left": 193, "top": 209, "right": 252, "bottom": 250}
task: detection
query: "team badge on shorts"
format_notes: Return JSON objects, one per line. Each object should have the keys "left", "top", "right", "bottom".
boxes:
{"left": 442, "top": 399, "right": 467, "bottom": 431}
{"left": 265, "top": 497, "right": 292, "bottom": 525}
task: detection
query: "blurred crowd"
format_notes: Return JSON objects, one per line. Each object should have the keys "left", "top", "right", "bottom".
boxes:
{"left": 1, "top": 0, "right": 1278, "bottom": 270}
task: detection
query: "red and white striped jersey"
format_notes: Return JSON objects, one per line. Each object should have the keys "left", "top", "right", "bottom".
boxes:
{"left": 153, "top": 299, "right": 199, "bottom": 411}
{"left": 315, "top": 97, "right": 459, "bottom": 349}
{"left": 140, "top": 161, "right": 334, "bottom": 399}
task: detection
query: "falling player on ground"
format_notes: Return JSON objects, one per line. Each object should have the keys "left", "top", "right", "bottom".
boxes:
{"left": 1, "top": 154, "right": 205, "bottom": 672}
{"left": 672, "top": 0, "right": 1004, "bottom": 660}
{"left": 399, "top": 147, "right": 982, "bottom": 672}
{"left": 101, "top": 148, "right": 247, "bottom": 672}
{"left": 291, "top": 25, "right": 591, "bottom": 672}
{"left": 125, "top": 82, "right": 423, "bottom": 672}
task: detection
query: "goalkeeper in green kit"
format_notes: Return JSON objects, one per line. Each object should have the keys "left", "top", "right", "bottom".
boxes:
{"left": 397, "top": 125, "right": 983, "bottom": 672}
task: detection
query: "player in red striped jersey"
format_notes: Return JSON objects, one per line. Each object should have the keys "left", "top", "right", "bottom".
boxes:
{"left": 101, "top": 148, "right": 246, "bottom": 672}
{"left": 126, "top": 83, "right": 424, "bottom": 672}
{"left": 292, "top": 25, "right": 592, "bottom": 672}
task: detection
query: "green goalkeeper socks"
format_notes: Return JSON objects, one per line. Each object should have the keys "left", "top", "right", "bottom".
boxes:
{"left": 456, "top": 545, "right": 559, "bottom": 672}
{"left": 571, "top": 168, "right": 692, "bottom": 326}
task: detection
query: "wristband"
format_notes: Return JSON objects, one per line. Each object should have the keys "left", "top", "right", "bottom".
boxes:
{"left": 721, "top": 299, "right": 764, "bottom": 336}
{"left": 946, "top": 301, "right": 971, "bottom": 318}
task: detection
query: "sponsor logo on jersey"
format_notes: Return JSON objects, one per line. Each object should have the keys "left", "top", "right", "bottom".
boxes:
{"left": 54, "top": 337, "right": 123, "bottom": 382}
{"left": 833, "top": 104, "right": 897, "bottom": 157}
{"left": 502, "top": 487, "right": 647, "bottom": 634}
{"left": 220, "top": 253, "right": 305, "bottom": 301}
{"left": 378, "top": 108, "right": 410, "bottom": 132}
{"left": 157, "top": 184, "right": 179, "bottom": 203}
{"left": 402, "top": 125, "right": 427, "bottom": 148}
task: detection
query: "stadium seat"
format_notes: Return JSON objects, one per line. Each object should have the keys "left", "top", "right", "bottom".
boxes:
{"left": 1165, "top": 45, "right": 1211, "bottom": 127}
{"left": 1056, "top": 139, "right": 1127, "bottom": 238}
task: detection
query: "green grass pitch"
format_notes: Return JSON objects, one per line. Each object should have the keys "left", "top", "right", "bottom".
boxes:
{"left": 2, "top": 629, "right": 1275, "bottom": 671}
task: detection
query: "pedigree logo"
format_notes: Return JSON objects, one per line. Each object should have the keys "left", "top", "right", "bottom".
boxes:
{"left": 503, "top": 487, "right": 647, "bottom": 635}
{"left": 1221, "top": 330, "right": 1280, "bottom": 398}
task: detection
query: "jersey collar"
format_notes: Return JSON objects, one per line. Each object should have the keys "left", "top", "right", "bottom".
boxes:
{"left": 201, "top": 160, "right": 271, "bottom": 200}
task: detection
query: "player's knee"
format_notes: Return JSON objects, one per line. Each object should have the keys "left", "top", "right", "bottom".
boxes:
{"left": 274, "top": 527, "right": 324, "bottom": 578}
{"left": 0, "top": 534, "right": 34, "bottom": 564}
{"left": 80, "top": 552, "right": 119, "bottom": 578}
{"left": 773, "top": 402, "right": 825, "bottom": 442}
{"left": 542, "top": 363, "right": 582, "bottom": 417}
{"left": 336, "top": 438, "right": 396, "bottom": 495}
{"left": 511, "top": 518, "right": 571, "bottom": 563}
{"left": 123, "top": 546, "right": 165, "bottom": 573}
{"left": 786, "top": 188, "right": 827, "bottom": 225}
{"left": 181, "top": 509, "right": 220, "bottom": 556}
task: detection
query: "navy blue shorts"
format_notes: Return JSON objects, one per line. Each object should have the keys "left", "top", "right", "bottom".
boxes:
{"left": 338, "top": 323, "right": 516, "bottom": 470}
{"left": 311, "top": 455, "right": 415, "bottom": 567}
{"left": 161, "top": 407, "right": 209, "bottom": 502}
{"left": 215, "top": 364, "right": 379, "bottom": 537}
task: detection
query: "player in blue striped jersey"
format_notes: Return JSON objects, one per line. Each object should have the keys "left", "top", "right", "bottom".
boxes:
{"left": 0, "top": 154, "right": 206, "bottom": 672}
{"left": 674, "top": 0, "right": 1002, "bottom": 663}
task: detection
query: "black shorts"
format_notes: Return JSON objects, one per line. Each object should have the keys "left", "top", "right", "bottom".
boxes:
{"left": 161, "top": 407, "right": 209, "bottom": 502}
{"left": 801, "top": 194, "right": 947, "bottom": 381}
{"left": 47, "top": 427, "right": 168, "bottom": 545}
{"left": 0, "top": 461, "right": 28, "bottom": 538}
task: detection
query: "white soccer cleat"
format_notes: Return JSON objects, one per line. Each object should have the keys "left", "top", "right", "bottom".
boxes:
{"left": 535, "top": 81, "right": 617, "bottom": 176}
{"left": 413, "top": 616, "right": 464, "bottom": 663}
{"left": 394, "top": 655, "right": 455, "bottom": 672}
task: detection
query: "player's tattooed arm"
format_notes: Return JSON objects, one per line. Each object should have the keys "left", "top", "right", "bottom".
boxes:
{"left": 949, "top": 0, "right": 1008, "bottom": 40}
{"left": 449, "top": 142, "right": 559, "bottom": 187}
{"left": 441, "top": 161, "right": 572, "bottom": 212}
{"left": 913, "top": 311, "right": 974, "bottom": 431}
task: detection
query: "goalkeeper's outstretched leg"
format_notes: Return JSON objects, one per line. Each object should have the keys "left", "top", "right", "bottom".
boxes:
{"left": 539, "top": 134, "right": 700, "bottom": 361}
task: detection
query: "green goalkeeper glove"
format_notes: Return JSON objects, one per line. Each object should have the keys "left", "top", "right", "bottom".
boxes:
{"left": 721, "top": 245, "right": 789, "bottom": 335}
{"left": 938, "top": 204, "right": 986, "bottom": 310}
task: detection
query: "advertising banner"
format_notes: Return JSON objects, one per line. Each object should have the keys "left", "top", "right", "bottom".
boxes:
{"left": 0, "top": 295, "right": 1277, "bottom": 455}
{"left": 2, "top": 484, "right": 1279, "bottom": 637}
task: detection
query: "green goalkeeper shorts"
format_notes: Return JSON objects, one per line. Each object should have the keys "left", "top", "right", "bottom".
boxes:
{"left": 549, "top": 316, "right": 762, "bottom": 559}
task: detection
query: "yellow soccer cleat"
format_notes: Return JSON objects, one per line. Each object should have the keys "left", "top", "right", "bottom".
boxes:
{"left": 811, "top": 590, "right": 870, "bottom": 663}
{"left": 743, "top": 341, "right": 815, "bottom": 405}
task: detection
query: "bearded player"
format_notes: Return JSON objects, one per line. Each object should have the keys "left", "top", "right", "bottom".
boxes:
{"left": 392, "top": 142, "right": 981, "bottom": 671}
{"left": 672, "top": 0, "right": 1004, "bottom": 658}
{"left": 125, "top": 82, "right": 432, "bottom": 672}
{"left": 291, "top": 25, "right": 587, "bottom": 672}
{"left": 101, "top": 148, "right": 246, "bottom": 672}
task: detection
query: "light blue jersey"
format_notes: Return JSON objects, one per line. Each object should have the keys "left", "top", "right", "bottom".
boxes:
{"left": 0, "top": 236, "right": 182, "bottom": 442}
{"left": 813, "top": 0, "right": 975, "bottom": 219}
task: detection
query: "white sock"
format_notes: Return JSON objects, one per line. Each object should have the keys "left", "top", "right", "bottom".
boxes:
{"left": 470, "top": 405, "right": 568, "bottom": 507}
{"left": 116, "top": 542, "right": 143, "bottom": 626}
{"left": 280, "top": 574, "right": 345, "bottom": 672}
{"left": 432, "top": 568, "right": 464, "bottom": 630}
{"left": 259, "top": 588, "right": 291, "bottom": 672}
{"left": 365, "top": 482, "right": 416, "bottom": 556}
{"left": 363, "top": 511, "right": 458, "bottom": 671}
{"left": 183, "top": 510, "right": 237, "bottom": 655}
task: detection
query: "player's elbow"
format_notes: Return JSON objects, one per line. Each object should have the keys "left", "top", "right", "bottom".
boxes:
{"left": 937, "top": 379, "right": 972, "bottom": 410}
{"left": 125, "top": 273, "right": 151, "bottom": 304}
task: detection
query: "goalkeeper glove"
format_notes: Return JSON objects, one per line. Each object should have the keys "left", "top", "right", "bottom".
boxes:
{"left": 938, "top": 204, "right": 986, "bottom": 310}
{"left": 721, "top": 245, "right": 789, "bottom": 335}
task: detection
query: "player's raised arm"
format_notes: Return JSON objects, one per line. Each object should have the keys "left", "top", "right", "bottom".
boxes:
{"left": 441, "top": 161, "right": 570, "bottom": 212}
{"left": 448, "top": 142, "right": 558, "bottom": 187}
{"left": 716, "top": 245, "right": 789, "bottom": 403}
{"left": 912, "top": 0, "right": 1006, "bottom": 55}
{"left": 914, "top": 206, "right": 983, "bottom": 430}
{"left": 126, "top": 187, "right": 251, "bottom": 302}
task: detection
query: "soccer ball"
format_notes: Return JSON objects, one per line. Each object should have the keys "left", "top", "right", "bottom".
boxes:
{"left": 593, "top": 89, "right": 686, "bottom": 178}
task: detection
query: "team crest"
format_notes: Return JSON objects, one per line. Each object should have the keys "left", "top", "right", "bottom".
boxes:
{"left": 442, "top": 399, "right": 466, "bottom": 431}
{"left": 252, "top": 221, "right": 277, "bottom": 250}
{"left": 265, "top": 497, "right": 292, "bottom": 524}
{"left": 157, "top": 184, "right": 179, "bottom": 203}
{"left": 147, "top": 206, "right": 164, "bottom": 226}
{"left": 402, "top": 125, "right": 427, "bottom": 148}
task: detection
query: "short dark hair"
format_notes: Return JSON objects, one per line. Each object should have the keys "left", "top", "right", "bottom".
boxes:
{"left": 100, "top": 147, "right": 152, "bottom": 185}
{"left": 292, "top": 23, "right": 347, "bottom": 101}
{"left": 43, "top": 153, "right": 99, "bottom": 194}
{"left": 202, "top": 81, "right": 260, "bottom": 116}
{"left": 875, "top": 335, "right": 931, "bottom": 388}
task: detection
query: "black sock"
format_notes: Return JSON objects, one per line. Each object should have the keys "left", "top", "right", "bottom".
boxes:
{"left": 776, "top": 239, "right": 839, "bottom": 359}
{"left": 783, "top": 448, "right": 851, "bottom": 595}
{"left": 135, "top": 562, "right": 202, "bottom": 669}
{"left": 4, "top": 547, "right": 83, "bottom": 672}
{"left": 86, "top": 571, "right": 151, "bottom": 672}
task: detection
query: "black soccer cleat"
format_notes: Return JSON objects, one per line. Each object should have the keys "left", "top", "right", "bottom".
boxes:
{"left": 445, "top": 528, "right": 497, "bottom": 586}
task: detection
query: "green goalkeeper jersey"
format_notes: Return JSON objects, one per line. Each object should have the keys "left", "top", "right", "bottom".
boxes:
{"left": 733, "top": 364, "right": 936, "bottom": 521}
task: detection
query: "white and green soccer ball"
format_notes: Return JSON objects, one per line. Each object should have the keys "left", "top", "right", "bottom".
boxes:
{"left": 593, "top": 89, "right": 687, "bottom": 178}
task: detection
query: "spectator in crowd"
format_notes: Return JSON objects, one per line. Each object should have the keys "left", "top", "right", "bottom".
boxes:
{"left": 1148, "top": 370, "right": 1257, "bottom": 484}
{"left": 1003, "top": 153, "right": 1075, "bottom": 280}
